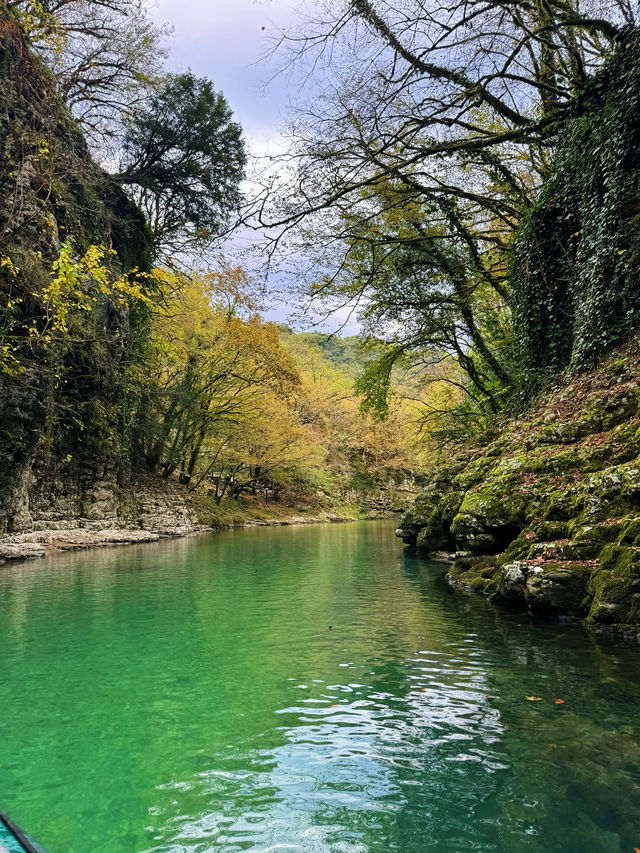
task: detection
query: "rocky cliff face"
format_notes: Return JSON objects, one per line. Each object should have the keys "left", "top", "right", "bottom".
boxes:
{"left": 397, "top": 336, "right": 640, "bottom": 638}
{"left": 349, "top": 474, "right": 422, "bottom": 519}
{"left": 0, "top": 469, "right": 197, "bottom": 561}
{"left": 0, "top": 11, "right": 168, "bottom": 544}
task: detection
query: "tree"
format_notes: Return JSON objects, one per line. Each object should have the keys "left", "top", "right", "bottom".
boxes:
{"left": 308, "top": 182, "right": 515, "bottom": 411}
{"left": 278, "top": 328, "right": 433, "bottom": 494}
{"left": 249, "top": 0, "right": 633, "bottom": 408}
{"left": 117, "top": 72, "right": 246, "bottom": 262}
{"left": 135, "top": 267, "right": 300, "bottom": 486}
{"left": 204, "top": 393, "right": 327, "bottom": 503}
{"left": 8, "top": 0, "right": 169, "bottom": 149}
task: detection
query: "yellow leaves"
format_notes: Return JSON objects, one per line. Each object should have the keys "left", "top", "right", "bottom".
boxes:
{"left": 204, "top": 265, "right": 262, "bottom": 316}
{"left": 0, "top": 343, "right": 26, "bottom": 377}
{"left": 524, "top": 696, "right": 565, "bottom": 704}
{"left": 0, "top": 255, "right": 19, "bottom": 277}
{"left": 150, "top": 267, "right": 299, "bottom": 391}
{"left": 142, "top": 263, "right": 428, "bottom": 497}
{"left": 143, "top": 264, "right": 306, "bottom": 477}
{"left": 27, "top": 243, "right": 152, "bottom": 342}
{"left": 35, "top": 137, "right": 50, "bottom": 160}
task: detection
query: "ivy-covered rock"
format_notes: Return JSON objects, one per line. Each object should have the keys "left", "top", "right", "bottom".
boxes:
{"left": 511, "top": 30, "right": 640, "bottom": 387}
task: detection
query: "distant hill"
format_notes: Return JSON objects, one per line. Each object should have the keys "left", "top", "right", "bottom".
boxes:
{"left": 277, "top": 328, "right": 372, "bottom": 384}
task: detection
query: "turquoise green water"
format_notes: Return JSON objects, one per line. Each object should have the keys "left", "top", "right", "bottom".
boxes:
{"left": 0, "top": 521, "right": 639, "bottom": 852}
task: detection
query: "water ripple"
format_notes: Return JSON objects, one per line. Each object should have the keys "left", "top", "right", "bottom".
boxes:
{"left": 0, "top": 523, "right": 639, "bottom": 852}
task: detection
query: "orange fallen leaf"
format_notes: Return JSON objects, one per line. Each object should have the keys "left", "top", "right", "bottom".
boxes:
{"left": 554, "top": 698, "right": 564, "bottom": 704}
{"left": 525, "top": 530, "right": 535, "bottom": 541}
{"left": 634, "top": 848, "right": 640, "bottom": 853}
{"left": 526, "top": 696, "right": 543, "bottom": 701}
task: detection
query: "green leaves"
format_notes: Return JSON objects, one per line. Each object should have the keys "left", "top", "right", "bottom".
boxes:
{"left": 119, "top": 72, "right": 246, "bottom": 260}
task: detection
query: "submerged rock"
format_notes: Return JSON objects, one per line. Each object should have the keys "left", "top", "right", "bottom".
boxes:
{"left": 0, "top": 542, "right": 45, "bottom": 560}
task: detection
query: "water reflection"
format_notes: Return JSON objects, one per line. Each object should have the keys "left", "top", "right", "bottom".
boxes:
{"left": 0, "top": 522, "right": 638, "bottom": 852}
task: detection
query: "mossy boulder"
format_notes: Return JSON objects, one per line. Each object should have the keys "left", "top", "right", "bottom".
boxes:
{"left": 396, "top": 472, "right": 464, "bottom": 550}
{"left": 451, "top": 474, "right": 528, "bottom": 553}
{"left": 587, "top": 546, "right": 640, "bottom": 625}
{"left": 398, "top": 334, "right": 640, "bottom": 637}
{"left": 523, "top": 562, "right": 592, "bottom": 615}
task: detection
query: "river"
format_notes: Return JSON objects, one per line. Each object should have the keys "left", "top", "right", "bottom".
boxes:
{"left": 0, "top": 520, "right": 639, "bottom": 852}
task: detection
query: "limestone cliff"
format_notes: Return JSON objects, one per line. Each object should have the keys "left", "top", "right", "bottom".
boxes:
{"left": 0, "top": 11, "right": 196, "bottom": 544}
{"left": 397, "top": 336, "right": 640, "bottom": 638}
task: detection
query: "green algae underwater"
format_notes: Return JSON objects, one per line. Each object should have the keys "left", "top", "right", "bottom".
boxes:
{"left": 0, "top": 521, "right": 639, "bottom": 852}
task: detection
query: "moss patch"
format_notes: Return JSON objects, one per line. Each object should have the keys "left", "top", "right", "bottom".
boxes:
{"left": 398, "top": 333, "right": 640, "bottom": 635}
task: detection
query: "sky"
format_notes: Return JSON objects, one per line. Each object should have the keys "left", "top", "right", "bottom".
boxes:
{"left": 148, "top": 0, "right": 361, "bottom": 336}
{"left": 150, "top": 0, "right": 295, "bottom": 151}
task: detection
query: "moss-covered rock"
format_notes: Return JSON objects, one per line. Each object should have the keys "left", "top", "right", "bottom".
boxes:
{"left": 396, "top": 471, "right": 464, "bottom": 551}
{"left": 451, "top": 473, "right": 526, "bottom": 551}
{"left": 523, "top": 562, "right": 592, "bottom": 615}
{"left": 398, "top": 334, "right": 640, "bottom": 638}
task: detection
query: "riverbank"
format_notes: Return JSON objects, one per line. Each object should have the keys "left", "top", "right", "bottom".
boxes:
{"left": 0, "top": 504, "right": 368, "bottom": 564}
{"left": 397, "top": 334, "right": 640, "bottom": 640}
{"left": 0, "top": 459, "right": 418, "bottom": 565}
